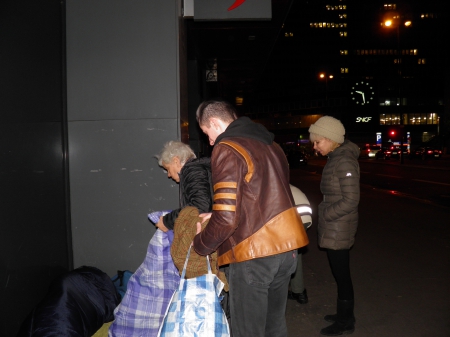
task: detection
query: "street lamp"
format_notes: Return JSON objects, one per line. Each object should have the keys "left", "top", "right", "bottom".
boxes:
{"left": 381, "top": 14, "right": 411, "bottom": 164}
{"left": 319, "top": 72, "right": 333, "bottom": 103}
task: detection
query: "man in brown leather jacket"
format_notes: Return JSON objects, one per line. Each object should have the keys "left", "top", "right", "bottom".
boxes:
{"left": 193, "top": 99, "right": 308, "bottom": 337}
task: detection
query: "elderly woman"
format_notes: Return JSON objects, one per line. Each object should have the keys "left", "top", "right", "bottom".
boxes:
{"left": 308, "top": 116, "right": 360, "bottom": 336}
{"left": 156, "top": 140, "right": 213, "bottom": 232}
{"left": 110, "top": 141, "right": 213, "bottom": 337}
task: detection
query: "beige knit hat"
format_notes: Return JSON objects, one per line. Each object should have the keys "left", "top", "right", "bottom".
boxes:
{"left": 308, "top": 116, "right": 345, "bottom": 144}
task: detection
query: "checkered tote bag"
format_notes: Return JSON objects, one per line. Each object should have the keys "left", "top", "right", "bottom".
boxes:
{"left": 157, "top": 246, "right": 230, "bottom": 337}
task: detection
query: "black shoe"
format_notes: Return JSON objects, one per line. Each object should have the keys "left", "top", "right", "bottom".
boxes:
{"left": 288, "top": 289, "right": 308, "bottom": 304}
{"left": 320, "top": 321, "right": 355, "bottom": 336}
{"left": 321, "top": 299, "right": 355, "bottom": 335}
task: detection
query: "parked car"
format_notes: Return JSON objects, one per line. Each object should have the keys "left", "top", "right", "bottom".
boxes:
{"left": 410, "top": 146, "right": 442, "bottom": 160}
{"left": 375, "top": 147, "right": 392, "bottom": 160}
{"left": 359, "top": 145, "right": 381, "bottom": 159}
{"left": 387, "top": 145, "right": 409, "bottom": 159}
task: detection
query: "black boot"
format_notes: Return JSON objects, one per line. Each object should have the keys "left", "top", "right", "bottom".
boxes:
{"left": 288, "top": 289, "right": 308, "bottom": 304}
{"left": 320, "top": 299, "right": 355, "bottom": 336}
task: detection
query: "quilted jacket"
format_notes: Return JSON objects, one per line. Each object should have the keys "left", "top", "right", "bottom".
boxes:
{"left": 163, "top": 157, "right": 213, "bottom": 230}
{"left": 318, "top": 140, "right": 360, "bottom": 250}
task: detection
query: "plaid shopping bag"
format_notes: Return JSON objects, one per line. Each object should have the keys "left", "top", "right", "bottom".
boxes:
{"left": 157, "top": 246, "right": 230, "bottom": 337}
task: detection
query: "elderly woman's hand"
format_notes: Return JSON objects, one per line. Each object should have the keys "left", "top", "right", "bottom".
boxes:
{"left": 199, "top": 212, "right": 212, "bottom": 222}
{"left": 195, "top": 212, "right": 212, "bottom": 234}
{"left": 156, "top": 216, "right": 169, "bottom": 232}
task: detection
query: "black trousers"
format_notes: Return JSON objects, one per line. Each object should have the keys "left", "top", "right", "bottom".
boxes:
{"left": 326, "top": 249, "right": 354, "bottom": 301}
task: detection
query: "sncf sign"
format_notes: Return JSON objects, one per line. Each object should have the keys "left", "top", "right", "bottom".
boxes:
{"left": 356, "top": 117, "right": 372, "bottom": 123}
{"left": 194, "top": 0, "right": 271, "bottom": 21}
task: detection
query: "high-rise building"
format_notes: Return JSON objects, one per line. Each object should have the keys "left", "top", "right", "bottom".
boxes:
{"left": 242, "top": 0, "right": 448, "bottom": 151}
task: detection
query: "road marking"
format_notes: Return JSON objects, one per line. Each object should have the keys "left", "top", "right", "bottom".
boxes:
{"left": 412, "top": 179, "right": 450, "bottom": 186}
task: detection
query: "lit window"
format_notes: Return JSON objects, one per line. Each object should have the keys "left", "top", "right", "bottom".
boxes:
{"left": 418, "top": 58, "right": 426, "bottom": 64}
{"left": 340, "top": 68, "right": 348, "bottom": 73}
{"left": 384, "top": 4, "right": 397, "bottom": 10}
{"left": 340, "top": 50, "right": 348, "bottom": 55}
{"left": 339, "top": 31, "right": 347, "bottom": 37}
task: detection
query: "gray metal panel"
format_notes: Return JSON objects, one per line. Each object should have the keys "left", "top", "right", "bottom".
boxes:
{"left": 66, "top": 0, "right": 179, "bottom": 121}
{"left": 69, "top": 119, "right": 179, "bottom": 274}
{"left": 66, "top": 0, "right": 182, "bottom": 276}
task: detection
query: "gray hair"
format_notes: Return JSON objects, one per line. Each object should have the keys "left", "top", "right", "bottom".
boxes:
{"left": 156, "top": 141, "right": 196, "bottom": 166}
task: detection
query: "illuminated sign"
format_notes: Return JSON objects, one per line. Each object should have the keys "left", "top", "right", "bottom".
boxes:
{"left": 194, "top": 0, "right": 271, "bottom": 21}
{"left": 356, "top": 117, "right": 372, "bottom": 122}
{"left": 376, "top": 132, "right": 381, "bottom": 145}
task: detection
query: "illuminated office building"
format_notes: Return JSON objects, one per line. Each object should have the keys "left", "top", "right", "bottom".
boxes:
{"left": 242, "top": 0, "right": 447, "bottom": 149}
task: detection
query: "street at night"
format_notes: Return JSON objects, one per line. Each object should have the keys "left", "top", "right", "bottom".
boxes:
{"left": 287, "top": 156, "right": 450, "bottom": 336}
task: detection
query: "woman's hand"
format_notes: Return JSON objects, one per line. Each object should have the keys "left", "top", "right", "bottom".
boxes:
{"left": 195, "top": 212, "right": 212, "bottom": 235}
{"left": 156, "top": 216, "right": 169, "bottom": 232}
{"left": 199, "top": 212, "right": 212, "bottom": 222}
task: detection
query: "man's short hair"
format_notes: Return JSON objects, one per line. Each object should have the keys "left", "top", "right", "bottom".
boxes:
{"left": 196, "top": 99, "right": 238, "bottom": 127}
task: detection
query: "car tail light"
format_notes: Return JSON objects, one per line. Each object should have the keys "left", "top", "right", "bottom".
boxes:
{"left": 427, "top": 150, "right": 432, "bottom": 154}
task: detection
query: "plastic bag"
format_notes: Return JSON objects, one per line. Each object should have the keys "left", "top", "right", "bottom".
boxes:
{"left": 157, "top": 246, "right": 230, "bottom": 337}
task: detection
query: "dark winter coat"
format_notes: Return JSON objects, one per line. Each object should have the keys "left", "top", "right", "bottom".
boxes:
{"left": 318, "top": 140, "right": 360, "bottom": 250}
{"left": 162, "top": 157, "right": 213, "bottom": 230}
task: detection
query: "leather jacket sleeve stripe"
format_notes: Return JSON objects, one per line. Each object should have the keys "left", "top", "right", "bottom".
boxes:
{"left": 219, "top": 140, "right": 254, "bottom": 183}
{"left": 213, "top": 204, "right": 236, "bottom": 212}
{"left": 214, "top": 193, "right": 237, "bottom": 201}
{"left": 214, "top": 181, "right": 237, "bottom": 191}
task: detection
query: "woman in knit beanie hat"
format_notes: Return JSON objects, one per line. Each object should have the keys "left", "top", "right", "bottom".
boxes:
{"left": 308, "top": 116, "right": 346, "bottom": 156}
{"left": 308, "top": 116, "right": 360, "bottom": 336}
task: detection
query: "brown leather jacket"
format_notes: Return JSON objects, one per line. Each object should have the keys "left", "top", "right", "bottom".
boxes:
{"left": 193, "top": 118, "right": 308, "bottom": 266}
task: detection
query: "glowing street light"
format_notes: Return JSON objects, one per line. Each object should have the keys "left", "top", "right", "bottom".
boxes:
{"left": 319, "top": 72, "right": 333, "bottom": 102}
{"left": 381, "top": 13, "right": 412, "bottom": 164}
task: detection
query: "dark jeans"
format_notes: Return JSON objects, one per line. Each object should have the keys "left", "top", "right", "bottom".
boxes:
{"left": 228, "top": 250, "right": 297, "bottom": 337}
{"left": 326, "top": 249, "right": 354, "bottom": 301}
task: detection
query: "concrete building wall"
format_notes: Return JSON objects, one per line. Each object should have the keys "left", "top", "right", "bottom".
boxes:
{"left": 66, "top": 0, "right": 182, "bottom": 275}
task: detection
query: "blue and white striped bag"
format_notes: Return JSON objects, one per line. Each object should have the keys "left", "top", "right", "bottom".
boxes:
{"left": 157, "top": 246, "right": 230, "bottom": 337}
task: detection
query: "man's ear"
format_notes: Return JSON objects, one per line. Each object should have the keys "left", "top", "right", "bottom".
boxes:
{"left": 210, "top": 117, "right": 228, "bottom": 132}
{"left": 209, "top": 117, "right": 220, "bottom": 130}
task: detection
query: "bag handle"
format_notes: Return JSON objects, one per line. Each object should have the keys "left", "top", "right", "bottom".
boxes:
{"left": 181, "top": 245, "right": 211, "bottom": 279}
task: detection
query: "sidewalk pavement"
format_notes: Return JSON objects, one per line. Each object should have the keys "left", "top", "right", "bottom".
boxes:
{"left": 287, "top": 168, "right": 450, "bottom": 337}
